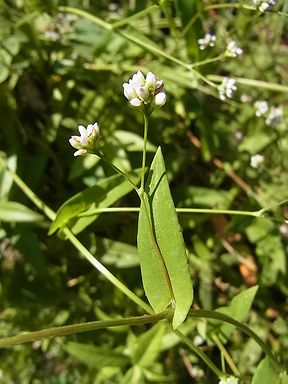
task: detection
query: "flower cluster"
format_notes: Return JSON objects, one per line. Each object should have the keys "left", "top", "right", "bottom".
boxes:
{"left": 123, "top": 71, "right": 166, "bottom": 108}
{"left": 225, "top": 41, "right": 243, "bottom": 57}
{"left": 218, "top": 78, "right": 237, "bottom": 101}
{"left": 69, "top": 122, "right": 100, "bottom": 156}
{"left": 265, "top": 106, "right": 283, "bottom": 127}
{"left": 198, "top": 33, "right": 217, "bottom": 50}
{"left": 254, "top": 101, "right": 284, "bottom": 127}
{"left": 250, "top": 154, "right": 264, "bottom": 168}
{"left": 253, "top": 0, "right": 278, "bottom": 12}
{"left": 254, "top": 100, "right": 269, "bottom": 117}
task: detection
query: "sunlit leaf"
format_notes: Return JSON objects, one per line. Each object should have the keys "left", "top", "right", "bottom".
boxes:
{"left": 138, "top": 147, "right": 193, "bottom": 329}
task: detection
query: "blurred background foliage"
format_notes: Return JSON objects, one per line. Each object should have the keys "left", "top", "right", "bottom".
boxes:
{"left": 0, "top": 0, "right": 287, "bottom": 382}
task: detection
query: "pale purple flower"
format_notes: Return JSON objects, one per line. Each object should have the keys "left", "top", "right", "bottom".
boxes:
{"left": 69, "top": 122, "right": 100, "bottom": 156}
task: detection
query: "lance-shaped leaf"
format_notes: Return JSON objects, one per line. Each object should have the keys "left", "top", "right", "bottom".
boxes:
{"left": 137, "top": 147, "right": 193, "bottom": 329}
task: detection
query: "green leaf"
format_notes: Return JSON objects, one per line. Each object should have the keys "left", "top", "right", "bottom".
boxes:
{"left": 131, "top": 323, "right": 165, "bottom": 368}
{"left": 252, "top": 357, "right": 281, "bottom": 384}
{"left": 114, "top": 130, "right": 156, "bottom": 152}
{"left": 215, "top": 285, "right": 259, "bottom": 342}
{"left": 0, "top": 201, "right": 44, "bottom": 222}
{"left": 239, "top": 131, "right": 275, "bottom": 154}
{"left": 49, "top": 170, "right": 141, "bottom": 235}
{"left": 65, "top": 342, "right": 129, "bottom": 369}
{"left": 0, "top": 154, "right": 17, "bottom": 200}
{"left": 137, "top": 147, "right": 193, "bottom": 329}
{"left": 121, "top": 366, "right": 143, "bottom": 384}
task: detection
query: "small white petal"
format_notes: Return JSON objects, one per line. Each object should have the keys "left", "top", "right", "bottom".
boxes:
{"left": 154, "top": 92, "right": 166, "bottom": 106}
{"left": 130, "top": 98, "right": 142, "bottom": 107}
{"left": 135, "top": 86, "right": 148, "bottom": 101}
{"left": 74, "top": 149, "right": 87, "bottom": 157}
{"left": 69, "top": 136, "right": 82, "bottom": 149}
{"left": 123, "top": 83, "right": 136, "bottom": 100}
{"left": 145, "top": 72, "right": 157, "bottom": 91}
{"left": 78, "top": 125, "right": 87, "bottom": 137}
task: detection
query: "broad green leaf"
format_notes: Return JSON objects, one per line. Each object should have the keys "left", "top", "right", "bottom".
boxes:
{"left": 0, "top": 201, "right": 44, "bottom": 222}
{"left": 65, "top": 342, "right": 129, "bottom": 369}
{"left": 137, "top": 147, "right": 193, "bottom": 329}
{"left": 252, "top": 357, "right": 280, "bottom": 384}
{"left": 131, "top": 323, "right": 165, "bottom": 368}
{"left": 215, "top": 286, "right": 259, "bottom": 342}
{"left": 49, "top": 170, "right": 141, "bottom": 235}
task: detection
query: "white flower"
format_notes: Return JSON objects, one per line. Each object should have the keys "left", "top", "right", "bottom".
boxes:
{"left": 219, "top": 377, "right": 239, "bottom": 384}
{"left": 198, "top": 33, "right": 217, "bottom": 50}
{"left": 226, "top": 41, "right": 243, "bottom": 57}
{"left": 250, "top": 154, "right": 264, "bottom": 168}
{"left": 279, "top": 224, "right": 288, "bottom": 236}
{"left": 123, "top": 71, "right": 166, "bottom": 108}
{"left": 219, "top": 78, "right": 237, "bottom": 100}
{"left": 69, "top": 122, "right": 100, "bottom": 156}
{"left": 253, "top": 0, "right": 278, "bottom": 12}
{"left": 265, "top": 106, "right": 283, "bottom": 127}
{"left": 254, "top": 100, "right": 269, "bottom": 117}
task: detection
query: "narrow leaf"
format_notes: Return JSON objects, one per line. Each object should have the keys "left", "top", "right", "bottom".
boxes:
{"left": 132, "top": 323, "right": 165, "bottom": 368}
{"left": 0, "top": 201, "right": 44, "bottom": 222}
{"left": 138, "top": 147, "right": 193, "bottom": 329}
{"left": 65, "top": 342, "right": 129, "bottom": 369}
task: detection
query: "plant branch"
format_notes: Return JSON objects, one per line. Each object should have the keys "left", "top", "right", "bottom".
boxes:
{"left": 0, "top": 311, "right": 169, "bottom": 348}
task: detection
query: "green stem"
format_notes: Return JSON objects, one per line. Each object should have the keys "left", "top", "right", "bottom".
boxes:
{"left": 0, "top": 311, "right": 169, "bottom": 348}
{"left": 140, "top": 113, "right": 149, "bottom": 194}
{"left": 212, "top": 334, "right": 240, "bottom": 377}
{"left": 111, "top": 5, "right": 159, "bottom": 29}
{"left": 174, "top": 329, "right": 224, "bottom": 379}
{"left": 188, "top": 310, "right": 281, "bottom": 372}
{"left": 99, "top": 152, "right": 138, "bottom": 193}
{"left": 77, "top": 206, "right": 262, "bottom": 218}
{"left": 207, "top": 75, "right": 288, "bottom": 93}
{"left": 58, "top": 6, "right": 112, "bottom": 30}
{"left": 191, "top": 54, "right": 227, "bottom": 68}
{"left": 0, "top": 156, "right": 152, "bottom": 315}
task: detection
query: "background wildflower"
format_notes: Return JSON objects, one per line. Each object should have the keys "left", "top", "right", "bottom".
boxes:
{"left": 226, "top": 41, "right": 243, "bottom": 57}
{"left": 198, "top": 33, "right": 217, "bottom": 50}
{"left": 219, "top": 78, "right": 237, "bottom": 100}
{"left": 254, "top": 100, "right": 269, "bottom": 116}
{"left": 250, "top": 154, "right": 264, "bottom": 168}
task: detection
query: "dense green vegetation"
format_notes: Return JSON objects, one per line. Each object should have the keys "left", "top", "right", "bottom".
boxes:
{"left": 0, "top": 0, "right": 287, "bottom": 383}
